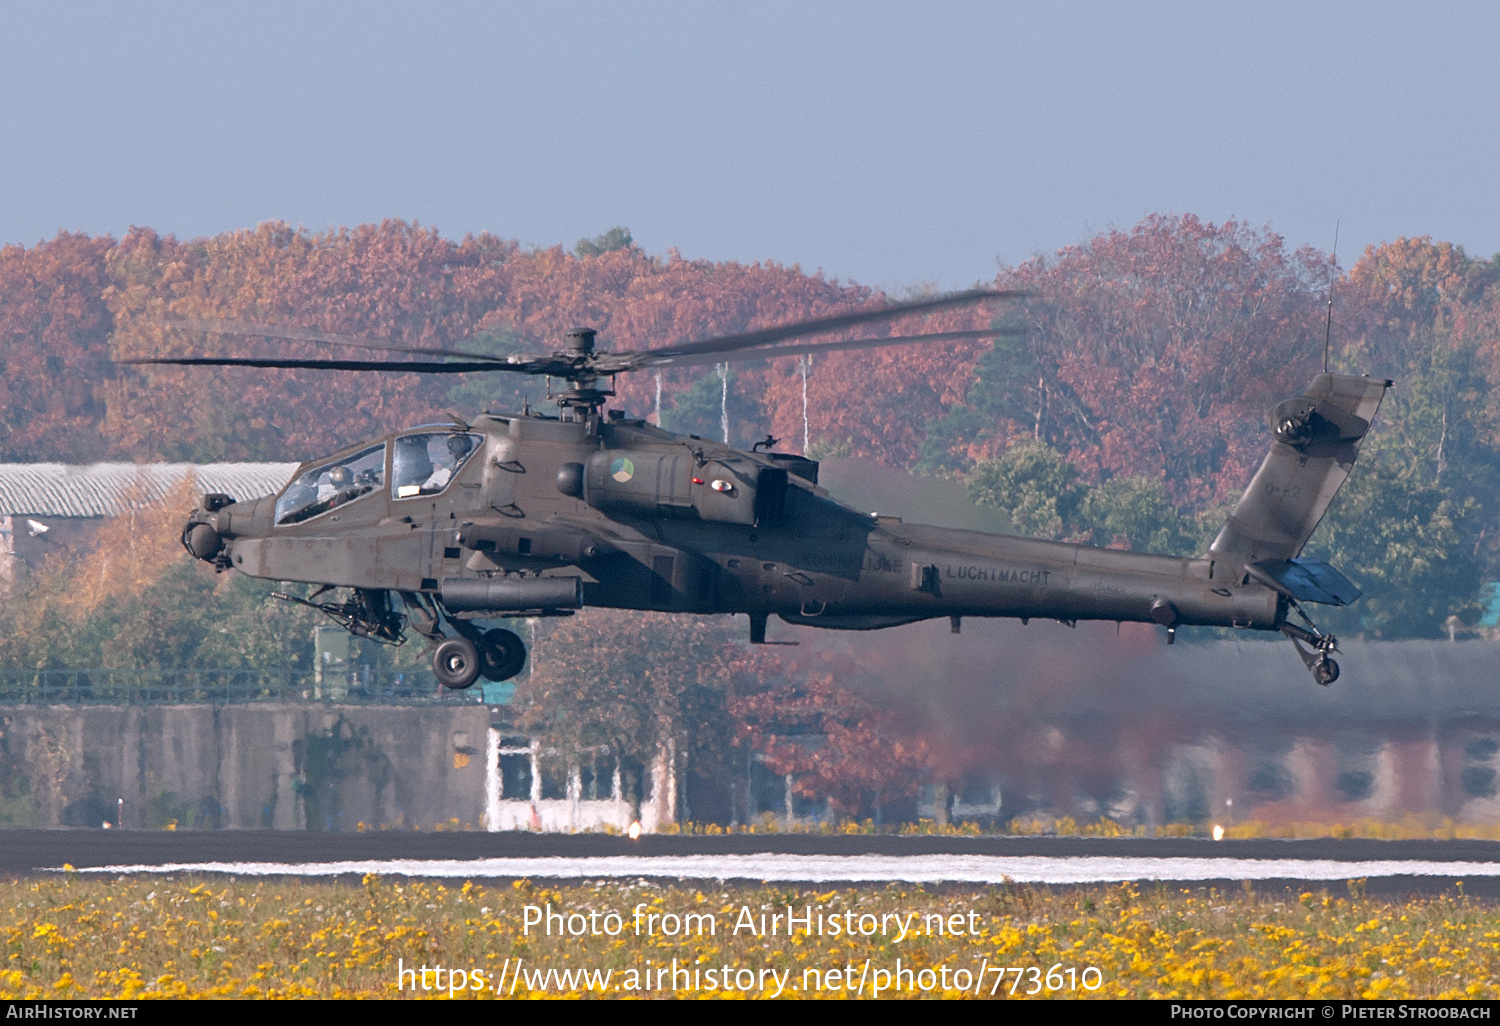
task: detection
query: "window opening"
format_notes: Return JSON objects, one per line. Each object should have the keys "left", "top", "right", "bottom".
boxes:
{"left": 275, "top": 444, "right": 387, "bottom": 526}
{"left": 392, "top": 432, "right": 484, "bottom": 499}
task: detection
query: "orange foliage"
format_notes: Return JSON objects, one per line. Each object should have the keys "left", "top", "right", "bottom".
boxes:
{"left": 732, "top": 671, "right": 931, "bottom": 815}
{"left": 994, "top": 214, "right": 1337, "bottom": 505}
{"left": 58, "top": 476, "right": 197, "bottom": 622}
{"left": 97, "top": 221, "right": 925, "bottom": 462}
{"left": 102, "top": 221, "right": 516, "bottom": 461}
{"left": 1342, "top": 236, "right": 1500, "bottom": 375}
{"left": 2, "top": 215, "right": 1496, "bottom": 510}
{"left": 0, "top": 232, "right": 115, "bottom": 461}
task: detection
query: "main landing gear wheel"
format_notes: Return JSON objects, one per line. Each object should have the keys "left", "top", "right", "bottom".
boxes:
{"left": 478, "top": 628, "right": 527, "bottom": 682}
{"left": 1280, "top": 605, "right": 1342, "bottom": 686}
{"left": 433, "top": 636, "right": 481, "bottom": 690}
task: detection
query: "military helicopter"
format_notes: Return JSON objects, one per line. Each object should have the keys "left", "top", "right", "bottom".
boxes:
{"left": 129, "top": 290, "right": 1388, "bottom": 690}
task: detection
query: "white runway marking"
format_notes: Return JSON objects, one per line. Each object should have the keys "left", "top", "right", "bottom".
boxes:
{"left": 56, "top": 854, "right": 1500, "bottom": 883}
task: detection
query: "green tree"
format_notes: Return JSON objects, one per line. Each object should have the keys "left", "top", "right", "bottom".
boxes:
{"left": 659, "top": 368, "right": 766, "bottom": 446}
{"left": 1078, "top": 475, "right": 1201, "bottom": 555}
{"left": 574, "top": 227, "right": 633, "bottom": 258}
{"left": 966, "top": 440, "right": 1228, "bottom": 554}
{"left": 445, "top": 321, "right": 535, "bottom": 417}
{"left": 916, "top": 328, "right": 1044, "bottom": 473}
{"left": 0, "top": 556, "right": 321, "bottom": 674}
{"left": 965, "top": 440, "right": 1087, "bottom": 540}
{"left": 1305, "top": 345, "right": 1490, "bottom": 638}
{"left": 0, "top": 488, "right": 442, "bottom": 684}
{"left": 1306, "top": 439, "right": 1481, "bottom": 638}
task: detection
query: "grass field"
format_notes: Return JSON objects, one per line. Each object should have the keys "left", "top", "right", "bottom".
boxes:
{"left": 666, "top": 814, "right": 1500, "bottom": 841}
{"left": 0, "top": 873, "right": 1494, "bottom": 999}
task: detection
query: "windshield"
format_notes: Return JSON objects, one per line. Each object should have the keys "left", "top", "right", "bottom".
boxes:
{"left": 391, "top": 432, "right": 484, "bottom": 499}
{"left": 275, "top": 443, "right": 386, "bottom": 526}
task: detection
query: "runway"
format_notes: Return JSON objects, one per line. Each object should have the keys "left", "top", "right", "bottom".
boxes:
{"left": 7, "top": 830, "right": 1500, "bottom": 894}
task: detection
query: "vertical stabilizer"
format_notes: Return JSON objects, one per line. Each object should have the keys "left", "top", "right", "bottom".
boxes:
{"left": 1209, "top": 373, "right": 1391, "bottom": 570}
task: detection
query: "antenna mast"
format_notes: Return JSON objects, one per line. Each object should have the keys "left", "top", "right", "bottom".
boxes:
{"left": 1324, "top": 220, "right": 1340, "bottom": 373}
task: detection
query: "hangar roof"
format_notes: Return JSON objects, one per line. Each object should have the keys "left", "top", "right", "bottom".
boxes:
{"left": 0, "top": 463, "right": 298, "bottom": 518}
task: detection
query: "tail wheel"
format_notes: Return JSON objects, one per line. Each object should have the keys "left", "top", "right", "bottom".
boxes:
{"left": 1313, "top": 658, "right": 1340, "bottom": 687}
{"left": 433, "top": 636, "right": 480, "bottom": 690}
{"left": 479, "top": 628, "right": 528, "bottom": 682}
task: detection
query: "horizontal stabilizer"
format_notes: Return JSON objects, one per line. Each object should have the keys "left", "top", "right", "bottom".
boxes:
{"left": 1247, "top": 558, "right": 1362, "bottom": 606}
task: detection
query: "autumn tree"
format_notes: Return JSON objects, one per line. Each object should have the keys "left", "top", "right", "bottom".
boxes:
{"left": 0, "top": 233, "right": 115, "bottom": 461}
{"left": 514, "top": 610, "right": 936, "bottom": 821}
{"left": 935, "top": 216, "right": 1336, "bottom": 506}
{"left": 731, "top": 671, "right": 931, "bottom": 818}
{"left": 0, "top": 481, "right": 321, "bottom": 675}
{"left": 1341, "top": 236, "right": 1500, "bottom": 380}
{"left": 102, "top": 221, "right": 516, "bottom": 462}
{"left": 514, "top": 610, "right": 780, "bottom": 816}
{"left": 1, "top": 213, "right": 1495, "bottom": 646}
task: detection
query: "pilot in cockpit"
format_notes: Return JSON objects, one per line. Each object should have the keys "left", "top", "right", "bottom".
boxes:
{"left": 392, "top": 436, "right": 434, "bottom": 498}
{"left": 430, "top": 433, "right": 473, "bottom": 489}
{"left": 319, "top": 464, "right": 354, "bottom": 503}
{"left": 393, "top": 432, "right": 479, "bottom": 498}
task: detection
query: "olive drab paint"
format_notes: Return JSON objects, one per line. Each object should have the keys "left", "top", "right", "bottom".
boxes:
{"left": 180, "top": 372, "right": 1389, "bottom": 690}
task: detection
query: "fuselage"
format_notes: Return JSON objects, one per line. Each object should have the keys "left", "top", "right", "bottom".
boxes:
{"left": 203, "top": 411, "right": 1285, "bottom": 634}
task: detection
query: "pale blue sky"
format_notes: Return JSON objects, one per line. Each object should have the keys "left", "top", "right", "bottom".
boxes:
{"left": 2, "top": 1, "right": 1496, "bottom": 290}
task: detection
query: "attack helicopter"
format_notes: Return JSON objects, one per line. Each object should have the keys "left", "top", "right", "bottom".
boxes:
{"left": 129, "top": 290, "right": 1388, "bottom": 690}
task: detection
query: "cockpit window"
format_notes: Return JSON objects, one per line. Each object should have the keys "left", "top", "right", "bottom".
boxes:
{"left": 392, "top": 432, "right": 484, "bottom": 499}
{"left": 275, "top": 444, "right": 387, "bottom": 526}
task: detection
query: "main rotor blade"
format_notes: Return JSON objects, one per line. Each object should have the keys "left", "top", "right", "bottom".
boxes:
{"left": 634, "top": 288, "right": 1026, "bottom": 361}
{"left": 631, "top": 327, "right": 1024, "bottom": 371}
{"left": 123, "top": 326, "right": 1025, "bottom": 375}
{"left": 119, "top": 356, "right": 539, "bottom": 374}
{"left": 164, "top": 318, "right": 511, "bottom": 364}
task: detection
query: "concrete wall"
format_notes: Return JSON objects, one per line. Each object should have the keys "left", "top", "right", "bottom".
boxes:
{"left": 0, "top": 704, "right": 491, "bottom": 831}
{"left": 5, "top": 639, "right": 1500, "bottom": 832}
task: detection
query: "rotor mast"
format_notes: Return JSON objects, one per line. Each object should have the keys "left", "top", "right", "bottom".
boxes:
{"left": 549, "top": 327, "right": 614, "bottom": 421}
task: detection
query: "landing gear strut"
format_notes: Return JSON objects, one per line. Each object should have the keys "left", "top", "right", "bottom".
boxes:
{"left": 272, "top": 587, "right": 405, "bottom": 643}
{"left": 398, "top": 592, "right": 530, "bottom": 690}
{"left": 1280, "top": 601, "right": 1340, "bottom": 686}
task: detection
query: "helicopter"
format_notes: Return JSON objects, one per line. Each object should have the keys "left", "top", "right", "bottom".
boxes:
{"left": 129, "top": 289, "right": 1389, "bottom": 690}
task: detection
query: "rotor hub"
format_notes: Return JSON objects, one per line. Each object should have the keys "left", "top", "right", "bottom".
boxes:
{"left": 563, "top": 328, "right": 597, "bottom": 355}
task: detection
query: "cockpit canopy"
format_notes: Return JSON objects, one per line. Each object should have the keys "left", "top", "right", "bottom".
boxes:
{"left": 275, "top": 443, "right": 386, "bottom": 525}
{"left": 272, "top": 430, "right": 484, "bottom": 527}
{"left": 392, "top": 432, "right": 483, "bottom": 500}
